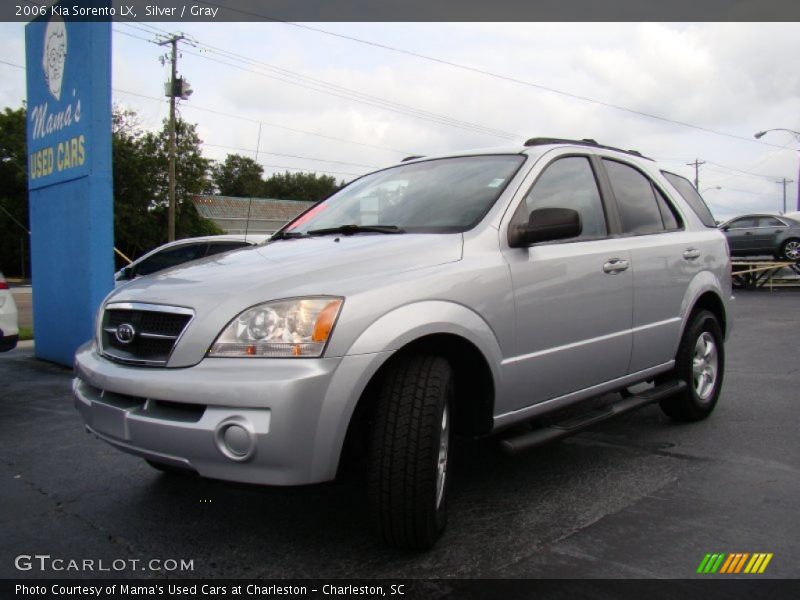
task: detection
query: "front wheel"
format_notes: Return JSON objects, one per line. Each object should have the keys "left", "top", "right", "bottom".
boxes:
{"left": 367, "top": 354, "right": 453, "bottom": 550}
{"left": 659, "top": 310, "right": 725, "bottom": 422}
{"left": 779, "top": 238, "right": 800, "bottom": 261}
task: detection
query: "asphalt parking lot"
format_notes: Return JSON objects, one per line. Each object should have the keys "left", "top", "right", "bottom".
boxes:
{"left": 1, "top": 290, "right": 798, "bottom": 580}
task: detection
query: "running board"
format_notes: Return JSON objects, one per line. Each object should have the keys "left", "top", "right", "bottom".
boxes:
{"left": 500, "top": 380, "right": 686, "bottom": 454}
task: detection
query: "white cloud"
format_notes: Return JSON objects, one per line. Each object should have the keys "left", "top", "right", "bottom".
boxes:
{"left": 2, "top": 20, "right": 799, "bottom": 213}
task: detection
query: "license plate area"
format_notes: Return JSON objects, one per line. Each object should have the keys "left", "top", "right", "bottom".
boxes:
{"left": 92, "top": 393, "right": 142, "bottom": 440}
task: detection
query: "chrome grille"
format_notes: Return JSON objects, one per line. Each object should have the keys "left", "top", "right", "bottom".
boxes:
{"left": 100, "top": 302, "right": 193, "bottom": 366}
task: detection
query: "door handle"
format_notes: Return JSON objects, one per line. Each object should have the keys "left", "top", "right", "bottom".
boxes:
{"left": 744, "top": 231, "right": 753, "bottom": 235}
{"left": 603, "top": 258, "right": 630, "bottom": 274}
{"left": 683, "top": 248, "right": 701, "bottom": 260}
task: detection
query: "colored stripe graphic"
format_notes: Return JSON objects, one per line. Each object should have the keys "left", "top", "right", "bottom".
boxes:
{"left": 710, "top": 553, "right": 725, "bottom": 573}
{"left": 697, "top": 554, "right": 713, "bottom": 574}
{"left": 745, "top": 553, "right": 774, "bottom": 574}
{"left": 701, "top": 552, "right": 773, "bottom": 575}
{"left": 734, "top": 553, "right": 749, "bottom": 573}
{"left": 697, "top": 552, "right": 733, "bottom": 573}
{"left": 720, "top": 553, "right": 737, "bottom": 574}
{"left": 719, "top": 554, "right": 736, "bottom": 573}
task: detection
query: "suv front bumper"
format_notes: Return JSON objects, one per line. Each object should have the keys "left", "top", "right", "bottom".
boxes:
{"left": 73, "top": 343, "right": 385, "bottom": 485}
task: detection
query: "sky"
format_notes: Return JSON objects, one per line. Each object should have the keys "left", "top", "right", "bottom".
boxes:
{"left": 2, "top": 20, "right": 799, "bottom": 221}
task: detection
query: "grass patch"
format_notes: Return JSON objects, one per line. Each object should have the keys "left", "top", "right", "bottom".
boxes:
{"left": 18, "top": 326, "right": 33, "bottom": 341}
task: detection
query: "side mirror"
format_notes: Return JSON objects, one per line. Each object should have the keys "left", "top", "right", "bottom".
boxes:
{"left": 508, "top": 208, "right": 582, "bottom": 248}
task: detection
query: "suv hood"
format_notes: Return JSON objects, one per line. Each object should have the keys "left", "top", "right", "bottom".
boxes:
{"left": 106, "top": 233, "right": 463, "bottom": 366}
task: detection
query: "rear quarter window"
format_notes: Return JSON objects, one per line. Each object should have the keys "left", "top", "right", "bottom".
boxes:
{"left": 662, "top": 171, "right": 717, "bottom": 228}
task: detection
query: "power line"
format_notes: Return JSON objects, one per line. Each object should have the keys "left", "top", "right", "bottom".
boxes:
{"left": 191, "top": 3, "right": 789, "bottom": 149}
{"left": 705, "top": 160, "right": 784, "bottom": 180}
{"left": 113, "top": 88, "right": 412, "bottom": 155}
{"left": 0, "top": 54, "right": 363, "bottom": 180}
{"left": 202, "top": 142, "right": 382, "bottom": 169}
{"left": 113, "top": 28, "right": 158, "bottom": 45}
{"left": 181, "top": 38, "right": 520, "bottom": 140}
{"left": 686, "top": 158, "right": 706, "bottom": 189}
{"left": 181, "top": 48, "right": 520, "bottom": 141}
{"left": 0, "top": 59, "right": 24, "bottom": 70}
{"left": 114, "top": 24, "right": 521, "bottom": 141}
{"left": 249, "top": 162, "right": 361, "bottom": 178}
{"left": 144, "top": 96, "right": 373, "bottom": 175}
{"left": 0, "top": 51, "right": 365, "bottom": 178}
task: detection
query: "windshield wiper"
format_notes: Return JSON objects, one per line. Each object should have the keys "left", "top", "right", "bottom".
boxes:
{"left": 307, "top": 224, "right": 405, "bottom": 236}
{"left": 271, "top": 230, "right": 308, "bottom": 241}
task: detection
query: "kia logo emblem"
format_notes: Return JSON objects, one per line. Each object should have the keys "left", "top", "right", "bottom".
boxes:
{"left": 115, "top": 323, "right": 136, "bottom": 344}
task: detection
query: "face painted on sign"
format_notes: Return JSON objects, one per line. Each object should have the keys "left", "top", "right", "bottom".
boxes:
{"left": 42, "top": 17, "right": 67, "bottom": 101}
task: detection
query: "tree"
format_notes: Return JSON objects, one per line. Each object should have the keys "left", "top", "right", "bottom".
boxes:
{"left": 112, "top": 108, "right": 161, "bottom": 258}
{"left": 262, "top": 171, "right": 341, "bottom": 201}
{"left": 212, "top": 153, "right": 264, "bottom": 197}
{"left": 0, "top": 107, "right": 29, "bottom": 277}
{"left": 0, "top": 105, "right": 223, "bottom": 274}
{"left": 111, "top": 112, "right": 222, "bottom": 265}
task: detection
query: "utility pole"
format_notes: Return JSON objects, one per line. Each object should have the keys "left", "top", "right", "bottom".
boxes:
{"left": 779, "top": 177, "right": 794, "bottom": 215}
{"left": 686, "top": 158, "right": 706, "bottom": 190}
{"left": 159, "top": 34, "right": 185, "bottom": 242}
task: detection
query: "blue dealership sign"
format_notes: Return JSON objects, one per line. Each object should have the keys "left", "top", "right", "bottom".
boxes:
{"left": 27, "top": 15, "right": 91, "bottom": 188}
{"left": 25, "top": 6, "right": 114, "bottom": 365}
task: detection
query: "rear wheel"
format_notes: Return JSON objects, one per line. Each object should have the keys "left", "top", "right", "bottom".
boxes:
{"left": 659, "top": 310, "right": 724, "bottom": 422}
{"left": 367, "top": 354, "right": 453, "bottom": 550}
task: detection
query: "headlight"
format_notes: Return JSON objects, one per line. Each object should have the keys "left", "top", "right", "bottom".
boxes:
{"left": 208, "top": 297, "right": 343, "bottom": 358}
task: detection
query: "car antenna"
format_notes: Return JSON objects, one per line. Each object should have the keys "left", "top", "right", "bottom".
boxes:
{"left": 243, "top": 123, "right": 262, "bottom": 242}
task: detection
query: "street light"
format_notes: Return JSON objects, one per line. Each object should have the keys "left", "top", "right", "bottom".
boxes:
{"left": 754, "top": 128, "right": 800, "bottom": 211}
{"left": 701, "top": 186, "right": 721, "bottom": 194}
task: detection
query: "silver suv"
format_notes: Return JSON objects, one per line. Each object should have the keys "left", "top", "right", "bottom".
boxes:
{"left": 73, "top": 138, "right": 731, "bottom": 549}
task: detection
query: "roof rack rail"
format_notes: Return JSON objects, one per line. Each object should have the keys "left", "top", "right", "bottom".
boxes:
{"left": 401, "top": 155, "right": 425, "bottom": 162}
{"left": 523, "top": 137, "right": 652, "bottom": 161}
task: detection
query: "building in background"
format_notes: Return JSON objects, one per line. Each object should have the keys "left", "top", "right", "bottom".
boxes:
{"left": 192, "top": 195, "right": 315, "bottom": 235}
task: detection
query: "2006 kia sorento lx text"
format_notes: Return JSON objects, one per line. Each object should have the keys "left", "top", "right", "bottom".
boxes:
{"left": 74, "top": 138, "right": 731, "bottom": 549}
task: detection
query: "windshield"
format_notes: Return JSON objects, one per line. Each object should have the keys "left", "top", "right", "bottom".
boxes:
{"left": 285, "top": 155, "right": 525, "bottom": 234}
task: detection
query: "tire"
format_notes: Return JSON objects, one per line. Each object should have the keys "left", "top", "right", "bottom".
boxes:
{"left": 659, "top": 310, "right": 724, "bottom": 422}
{"left": 779, "top": 238, "right": 800, "bottom": 261}
{"left": 367, "top": 354, "right": 453, "bottom": 550}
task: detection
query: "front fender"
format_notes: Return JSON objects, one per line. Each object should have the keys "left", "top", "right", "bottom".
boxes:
{"left": 309, "top": 301, "right": 504, "bottom": 480}
{"left": 347, "top": 300, "right": 504, "bottom": 370}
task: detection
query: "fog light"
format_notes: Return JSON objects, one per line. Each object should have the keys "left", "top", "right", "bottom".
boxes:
{"left": 214, "top": 418, "right": 256, "bottom": 461}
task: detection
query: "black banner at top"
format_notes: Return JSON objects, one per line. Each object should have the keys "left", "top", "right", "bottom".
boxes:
{"left": 4, "top": 0, "right": 800, "bottom": 22}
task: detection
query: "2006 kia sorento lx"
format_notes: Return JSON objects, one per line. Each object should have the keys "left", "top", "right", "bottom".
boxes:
{"left": 74, "top": 138, "right": 731, "bottom": 550}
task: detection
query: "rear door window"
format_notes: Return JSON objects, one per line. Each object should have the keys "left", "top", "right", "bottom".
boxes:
{"left": 758, "top": 217, "right": 784, "bottom": 227}
{"left": 603, "top": 159, "right": 664, "bottom": 235}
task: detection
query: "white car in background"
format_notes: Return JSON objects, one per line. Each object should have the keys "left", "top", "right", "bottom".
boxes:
{"left": 0, "top": 271, "right": 19, "bottom": 352}
{"left": 115, "top": 234, "right": 269, "bottom": 287}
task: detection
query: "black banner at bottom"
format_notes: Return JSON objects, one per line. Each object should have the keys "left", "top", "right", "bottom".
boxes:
{"left": 4, "top": 579, "right": 800, "bottom": 600}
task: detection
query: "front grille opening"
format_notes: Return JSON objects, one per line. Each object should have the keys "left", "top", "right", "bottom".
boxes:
{"left": 101, "top": 306, "right": 192, "bottom": 366}
{"left": 100, "top": 390, "right": 146, "bottom": 410}
{"left": 143, "top": 399, "right": 206, "bottom": 423}
{"left": 108, "top": 310, "right": 189, "bottom": 337}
